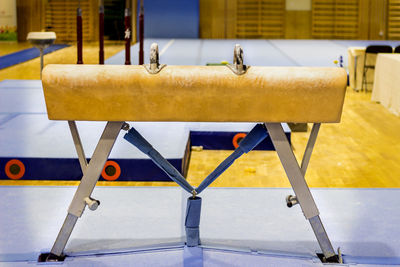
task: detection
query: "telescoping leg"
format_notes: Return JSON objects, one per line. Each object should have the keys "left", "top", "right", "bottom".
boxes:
{"left": 265, "top": 122, "right": 340, "bottom": 263}
{"left": 185, "top": 197, "right": 202, "bottom": 247}
{"left": 39, "top": 121, "right": 124, "bottom": 262}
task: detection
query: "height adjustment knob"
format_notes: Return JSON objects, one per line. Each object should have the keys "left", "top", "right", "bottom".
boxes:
{"left": 84, "top": 197, "right": 100, "bottom": 211}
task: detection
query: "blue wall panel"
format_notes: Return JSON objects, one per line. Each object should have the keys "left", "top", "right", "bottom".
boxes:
{"left": 138, "top": 0, "right": 199, "bottom": 38}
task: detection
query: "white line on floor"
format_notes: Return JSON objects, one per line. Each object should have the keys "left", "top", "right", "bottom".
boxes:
{"left": 160, "top": 39, "right": 175, "bottom": 56}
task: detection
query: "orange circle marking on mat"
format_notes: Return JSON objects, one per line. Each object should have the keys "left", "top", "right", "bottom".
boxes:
{"left": 232, "top": 133, "right": 247, "bottom": 149}
{"left": 101, "top": 160, "right": 121, "bottom": 181}
{"left": 5, "top": 159, "right": 25, "bottom": 180}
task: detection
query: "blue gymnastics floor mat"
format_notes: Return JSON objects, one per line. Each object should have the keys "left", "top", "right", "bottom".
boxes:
{"left": 0, "top": 44, "right": 69, "bottom": 70}
{"left": 1, "top": 187, "right": 400, "bottom": 266}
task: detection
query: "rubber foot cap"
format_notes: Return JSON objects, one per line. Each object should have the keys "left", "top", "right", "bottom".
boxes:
{"left": 317, "top": 253, "right": 340, "bottom": 263}
{"left": 38, "top": 252, "right": 66, "bottom": 262}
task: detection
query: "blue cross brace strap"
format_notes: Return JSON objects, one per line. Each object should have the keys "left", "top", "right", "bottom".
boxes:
{"left": 185, "top": 197, "right": 202, "bottom": 247}
{"left": 236, "top": 124, "right": 269, "bottom": 153}
{"left": 124, "top": 127, "right": 194, "bottom": 193}
{"left": 196, "top": 124, "right": 268, "bottom": 194}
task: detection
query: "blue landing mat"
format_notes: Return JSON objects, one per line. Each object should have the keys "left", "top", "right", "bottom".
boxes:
{"left": 1, "top": 187, "right": 400, "bottom": 266}
{"left": 0, "top": 44, "right": 69, "bottom": 70}
{"left": 0, "top": 79, "right": 42, "bottom": 89}
{"left": 4, "top": 248, "right": 400, "bottom": 266}
{"left": 106, "top": 39, "right": 348, "bottom": 67}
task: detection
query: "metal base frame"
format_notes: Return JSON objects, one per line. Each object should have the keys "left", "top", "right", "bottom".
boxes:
{"left": 42, "top": 121, "right": 124, "bottom": 261}
{"left": 42, "top": 121, "right": 340, "bottom": 263}
{"left": 265, "top": 123, "right": 339, "bottom": 262}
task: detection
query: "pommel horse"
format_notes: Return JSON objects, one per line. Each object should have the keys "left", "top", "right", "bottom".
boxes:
{"left": 39, "top": 44, "right": 347, "bottom": 263}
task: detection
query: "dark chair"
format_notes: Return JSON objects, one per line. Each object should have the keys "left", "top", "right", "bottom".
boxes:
{"left": 394, "top": 45, "right": 400, "bottom": 53}
{"left": 361, "top": 45, "right": 393, "bottom": 91}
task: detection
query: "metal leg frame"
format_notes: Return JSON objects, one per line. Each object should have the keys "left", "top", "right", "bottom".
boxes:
{"left": 265, "top": 123, "right": 340, "bottom": 263}
{"left": 43, "top": 121, "right": 124, "bottom": 261}
{"left": 353, "top": 55, "right": 358, "bottom": 91}
{"left": 43, "top": 122, "right": 339, "bottom": 262}
{"left": 361, "top": 53, "right": 372, "bottom": 92}
{"left": 68, "top": 121, "right": 88, "bottom": 173}
{"left": 300, "top": 123, "right": 320, "bottom": 176}
{"left": 361, "top": 53, "right": 366, "bottom": 91}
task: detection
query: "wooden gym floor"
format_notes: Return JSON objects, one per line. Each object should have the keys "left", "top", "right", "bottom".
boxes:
{"left": 1, "top": 42, "right": 399, "bottom": 188}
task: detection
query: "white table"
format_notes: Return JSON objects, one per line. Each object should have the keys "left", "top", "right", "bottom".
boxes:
{"left": 372, "top": 54, "right": 400, "bottom": 116}
{"left": 348, "top": 47, "right": 365, "bottom": 91}
{"left": 347, "top": 47, "right": 391, "bottom": 91}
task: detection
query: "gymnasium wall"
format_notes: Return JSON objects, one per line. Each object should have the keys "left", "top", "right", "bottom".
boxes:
{"left": 138, "top": 0, "right": 199, "bottom": 38}
{"left": 199, "top": 0, "right": 399, "bottom": 40}
{"left": 12, "top": 0, "right": 400, "bottom": 41}
{"left": 286, "top": 0, "right": 312, "bottom": 39}
{"left": 0, "top": 0, "right": 17, "bottom": 41}
{"left": 16, "top": 0, "right": 45, "bottom": 42}
{"left": 18, "top": 0, "right": 198, "bottom": 41}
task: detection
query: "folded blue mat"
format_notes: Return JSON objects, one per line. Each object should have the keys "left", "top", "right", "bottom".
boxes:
{"left": 0, "top": 44, "right": 69, "bottom": 70}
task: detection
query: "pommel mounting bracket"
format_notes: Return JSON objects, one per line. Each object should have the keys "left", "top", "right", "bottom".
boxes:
{"left": 144, "top": 43, "right": 166, "bottom": 74}
{"left": 227, "top": 44, "right": 249, "bottom": 75}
